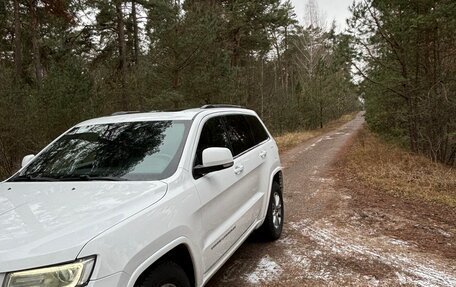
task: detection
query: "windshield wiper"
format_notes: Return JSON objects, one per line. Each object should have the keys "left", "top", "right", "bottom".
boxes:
{"left": 10, "top": 175, "right": 59, "bottom": 182}
{"left": 58, "top": 175, "right": 126, "bottom": 181}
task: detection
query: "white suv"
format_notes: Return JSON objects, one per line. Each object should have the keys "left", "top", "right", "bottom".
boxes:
{"left": 0, "top": 105, "right": 284, "bottom": 287}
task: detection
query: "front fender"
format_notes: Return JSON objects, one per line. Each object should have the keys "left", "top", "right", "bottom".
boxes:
{"left": 77, "top": 174, "right": 203, "bottom": 286}
{"left": 126, "top": 236, "right": 202, "bottom": 287}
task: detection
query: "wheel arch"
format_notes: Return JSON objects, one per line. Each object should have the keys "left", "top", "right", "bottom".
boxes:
{"left": 272, "top": 169, "right": 283, "bottom": 193}
{"left": 257, "top": 167, "right": 283, "bottom": 226}
{"left": 129, "top": 238, "right": 200, "bottom": 287}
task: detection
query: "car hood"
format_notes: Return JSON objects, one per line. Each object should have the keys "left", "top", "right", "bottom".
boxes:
{"left": 0, "top": 181, "right": 167, "bottom": 272}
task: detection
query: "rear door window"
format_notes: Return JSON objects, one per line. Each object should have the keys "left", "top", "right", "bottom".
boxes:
{"left": 244, "top": 115, "right": 269, "bottom": 145}
{"left": 224, "top": 115, "right": 256, "bottom": 157}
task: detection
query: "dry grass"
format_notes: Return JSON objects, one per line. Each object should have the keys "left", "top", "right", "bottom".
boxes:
{"left": 275, "top": 113, "right": 357, "bottom": 152}
{"left": 275, "top": 130, "right": 321, "bottom": 152}
{"left": 345, "top": 128, "right": 456, "bottom": 207}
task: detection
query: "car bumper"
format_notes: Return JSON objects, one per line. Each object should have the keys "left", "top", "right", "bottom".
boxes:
{"left": 0, "top": 272, "right": 129, "bottom": 287}
{"left": 87, "top": 272, "right": 129, "bottom": 287}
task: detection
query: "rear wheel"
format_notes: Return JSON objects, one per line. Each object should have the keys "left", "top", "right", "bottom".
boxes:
{"left": 259, "top": 182, "right": 284, "bottom": 241}
{"left": 138, "top": 260, "right": 190, "bottom": 287}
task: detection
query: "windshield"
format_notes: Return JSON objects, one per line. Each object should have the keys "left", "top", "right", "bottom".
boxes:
{"left": 10, "top": 120, "right": 190, "bottom": 181}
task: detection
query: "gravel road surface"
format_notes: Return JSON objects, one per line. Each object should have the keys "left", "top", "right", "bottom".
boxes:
{"left": 206, "top": 113, "right": 456, "bottom": 287}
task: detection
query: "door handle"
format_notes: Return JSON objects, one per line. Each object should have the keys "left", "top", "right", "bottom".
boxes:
{"left": 234, "top": 165, "right": 244, "bottom": 175}
{"left": 259, "top": 151, "right": 267, "bottom": 159}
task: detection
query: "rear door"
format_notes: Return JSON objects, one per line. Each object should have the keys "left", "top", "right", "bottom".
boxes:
{"left": 224, "top": 114, "right": 271, "bottom": 225}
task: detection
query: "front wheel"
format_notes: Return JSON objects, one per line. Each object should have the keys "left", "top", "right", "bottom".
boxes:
{"left": 137, "top": 260, "right": 190, "bottom": 287}
{"left": 258, "top": 182, "right": 284, "bottom": 241}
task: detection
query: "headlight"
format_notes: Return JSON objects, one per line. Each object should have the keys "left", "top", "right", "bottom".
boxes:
{"left": 3, "top": 256, "right": 95, "bottom": 287}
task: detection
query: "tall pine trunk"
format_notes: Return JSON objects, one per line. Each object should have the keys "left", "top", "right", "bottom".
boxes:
{"left": 116, "top": 0, "right": 128, "bottom": 110}
{"left": 407, "top": 97, "right": 419, "bottom": 153}
{"left": 132, "top": 0, "right": 139, "bottom": 65}
{"left": 13, "top": 0, "right": 22, "bottom": 80}
{"left": 30, "top": 0, "right": 42, "bottom": 87}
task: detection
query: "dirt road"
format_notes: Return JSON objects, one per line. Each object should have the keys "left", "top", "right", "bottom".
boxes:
{"left": 207, "top": 113, "right": 456, "bottom": 287}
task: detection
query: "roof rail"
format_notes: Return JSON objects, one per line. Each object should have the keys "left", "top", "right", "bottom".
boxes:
{"left": 201, "top": 104, "right": 246, "bottom": 109}
{"left": 111, "top": 111, "right": 141, "bottom": 116}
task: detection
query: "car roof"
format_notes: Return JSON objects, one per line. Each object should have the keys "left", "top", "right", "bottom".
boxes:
{"left": 76, "top": 107, "right": 255, "bottom": 126}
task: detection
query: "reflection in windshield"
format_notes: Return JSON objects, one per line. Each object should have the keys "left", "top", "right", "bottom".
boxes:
{"left": 13, "top": 121, "right": 190, "bottom": 181}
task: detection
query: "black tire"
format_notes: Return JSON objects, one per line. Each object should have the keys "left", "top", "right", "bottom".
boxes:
{"left": 258, "top": 182, "right": 284, "bottom": 241}
{"left": 138, "top": 260, "right": 191, "bottom": 287}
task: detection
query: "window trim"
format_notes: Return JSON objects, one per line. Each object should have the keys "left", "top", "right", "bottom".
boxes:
{"left": 230, "top": 138, "right": 270, "bottom": 160}
{"left": 222, "top": 114, "right": 271, "bottom": 159}
{"left": 191, "top": 115, "right": 233, "bottom": 178}
{"left": 190, "top": 112, "right": 272, "bottom": 180}
{"left": 243, "top": 114, "right": 271, "bottom": 146}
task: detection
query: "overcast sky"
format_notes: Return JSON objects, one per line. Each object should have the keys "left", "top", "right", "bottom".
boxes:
{"left": 290, "top": 0, "right": 355, "bottom": 31}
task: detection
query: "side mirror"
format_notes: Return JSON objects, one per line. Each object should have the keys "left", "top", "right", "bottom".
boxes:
{"left": 194, "top": 148, "right": 234, "bottom": 178}
{"left": 21, "top": 154, "right": 35, "bottom": 168}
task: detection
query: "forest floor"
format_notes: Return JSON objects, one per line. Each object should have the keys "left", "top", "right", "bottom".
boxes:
{"left": 206, "top": 112, "right": 456, "bottom": 287}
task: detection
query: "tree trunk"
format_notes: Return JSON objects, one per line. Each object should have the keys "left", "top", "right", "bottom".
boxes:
{"left": 116, "top": 0, "right": 128, "bottom": 110}
{"left": 13, "top": 0, "right": 22, "bottom": 80}
{"left": 319, "top": 73, "right": 323, "bottom": 128}
{"left": 231, "top": 28, "right": 241, "bottom": 67}
{"left": 172, "top": 68, "right": 180, "bottom": 109}
{"left": 319, "top": 101, "right": 323, "bottom": 129}
{"left": 132, "top": 0, "right": 139, "bottom": 65}
{"left": 260, "top": 58, "right": 264, "bottom": 117}
{"left": 30, "top": 0, "right": 42, "bottom": 87}
{"left": 407, "top": 97, "right": 419, "bottom": 153}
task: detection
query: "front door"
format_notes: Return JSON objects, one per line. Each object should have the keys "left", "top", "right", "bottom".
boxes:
{"left": 192, "top": 116, "right": 249, "bottom": 272}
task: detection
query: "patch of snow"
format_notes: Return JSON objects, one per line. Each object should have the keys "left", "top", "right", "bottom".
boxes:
{"left": 311, "top": 268, "right": 333, "bottom": 281}
{"left": 245, "top": 256, "right": 283, "bottom": 284}
{"left": 310, "top": 138, "right": 324, "bottom": 147}
{"left": 278, "top": 236, "right": 298, "bottom": 246}
{"left": 395, "top": 272, "right": 440, "bottom": 287}
{"left": 287, "top": 251, "right": 311, "bottom": 270}
{"left": 396, "top": 272, "right": 409, "bottom": 284}
{"left": 309, "top": 177, "right": 335, "bottom": 183}
{"left": 365, "top": 275, "right": 380, "bottom": 286}
{"left": 437, "top": 229, "right": 452, "bottom": 238}
{"left": 388, "top": 238, "right": 410, "bottom": 247}
{"left": 290, "top": 221, "right": 456, "bottom": 287}
{"left": 288, "top": 220, "right": 311, "bottom": 231}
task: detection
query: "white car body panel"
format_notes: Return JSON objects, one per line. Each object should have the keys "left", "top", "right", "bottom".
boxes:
{"left": 77, "top": 169, "right": 203, "bottom": 280}
{"left": 0, "top": 181, "right": 167, "bottom": 273}
{"left": 0, "top": 107, "right": 282, "bottom": 287}
{"left": 190, "top": 114, "right": 266, "bottom": 272}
